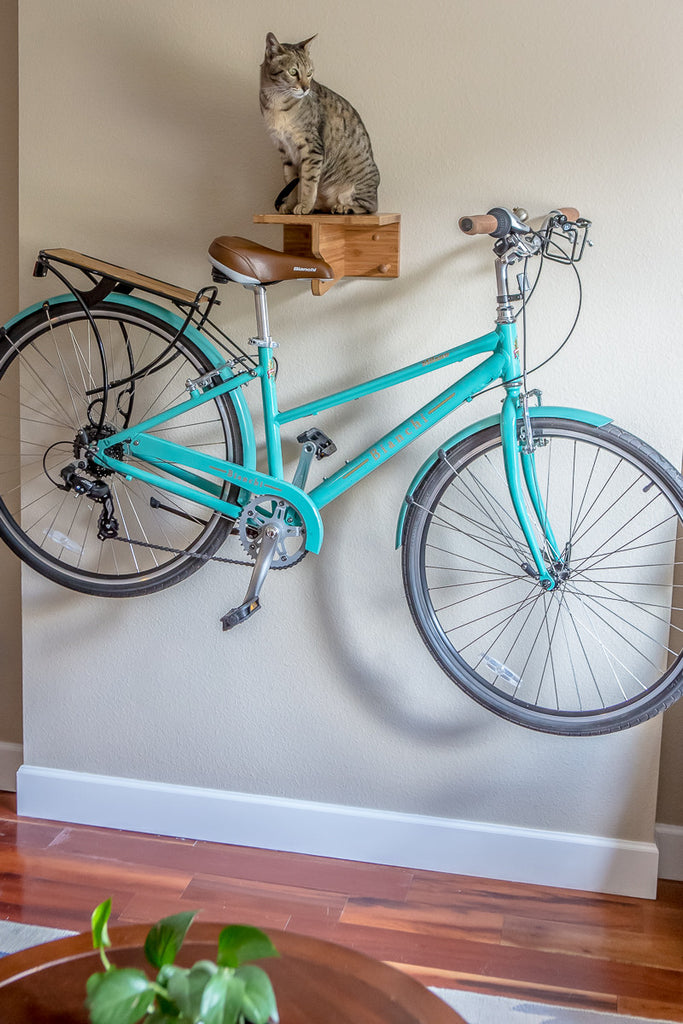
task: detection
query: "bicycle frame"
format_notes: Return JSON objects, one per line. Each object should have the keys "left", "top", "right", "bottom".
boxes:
{"left": 89, "top": 284, "right": 567, "bottom": 587}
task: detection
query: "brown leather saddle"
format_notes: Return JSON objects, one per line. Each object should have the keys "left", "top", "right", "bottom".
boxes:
{"left": 208, "top": 236, "right": 333, "bottom": 286}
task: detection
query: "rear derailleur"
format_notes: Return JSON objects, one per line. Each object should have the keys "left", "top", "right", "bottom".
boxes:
{"left": 59, "top": 464, "right": 119, "bottom": 540}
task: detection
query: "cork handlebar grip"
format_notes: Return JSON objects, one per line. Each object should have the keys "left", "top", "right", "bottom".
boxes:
{"left": 556, "top": 207, "right": 580, "bottom": 222}
{"left": 458, "top": 214, "right": 499, "bottom": 235}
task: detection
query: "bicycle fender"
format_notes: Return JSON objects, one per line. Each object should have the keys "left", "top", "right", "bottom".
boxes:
{"left": 395, "top": 406, "right": 613, "bottom": 548}
{"left": 3, "top": 292, "right": 257, "bottom": 471}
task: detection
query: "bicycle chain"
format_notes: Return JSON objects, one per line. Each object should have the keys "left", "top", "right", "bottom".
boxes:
{"left": 107, "top": 534, "right": 305, "bottom": 570}
{"left": 108, "top": 534, "right": 255, "bottom": 566}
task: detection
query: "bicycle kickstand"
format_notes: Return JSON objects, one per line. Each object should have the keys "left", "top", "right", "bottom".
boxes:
{"left": 220, "top": 524, "right": 280, "bottom": 630}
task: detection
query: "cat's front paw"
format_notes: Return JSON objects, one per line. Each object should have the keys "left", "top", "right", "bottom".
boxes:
{"left": 292, "top": 203, "right": 313, "bottom": 215}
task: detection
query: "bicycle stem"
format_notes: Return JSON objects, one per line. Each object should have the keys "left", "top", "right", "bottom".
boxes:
{"left": 495, "top": 259, "right": 517, "bottom": 325}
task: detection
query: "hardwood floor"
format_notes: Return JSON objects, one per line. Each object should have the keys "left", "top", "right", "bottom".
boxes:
{"left": 0, "top": 792, "right": 681, "bottom": 1020}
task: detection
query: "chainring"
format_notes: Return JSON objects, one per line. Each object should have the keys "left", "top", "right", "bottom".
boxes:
{"left": 238, "top": 495, "right": 307, "bottom": 569}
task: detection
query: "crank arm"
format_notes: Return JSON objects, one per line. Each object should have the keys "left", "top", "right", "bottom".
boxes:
{"left": 221, "top": 523, "right": 280, "bottom": 630}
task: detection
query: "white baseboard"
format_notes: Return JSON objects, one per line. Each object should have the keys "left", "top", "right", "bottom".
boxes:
{"left": 655, "top": 823, "right": 683, "bottom": 880}
{"left": 0, "top": 742, "right": 22, "bottom": 791}
{"left": 16, "top": 764, "right": 659, "bottom": 898}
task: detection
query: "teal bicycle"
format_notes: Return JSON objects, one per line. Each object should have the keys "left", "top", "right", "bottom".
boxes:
{"left": 1, "top": 206, "right": 681, "bottom": 735}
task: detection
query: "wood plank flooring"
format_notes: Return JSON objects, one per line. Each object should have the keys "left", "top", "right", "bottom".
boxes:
{"left": 0, "top": 793, "right": 681, "bottom": 1020}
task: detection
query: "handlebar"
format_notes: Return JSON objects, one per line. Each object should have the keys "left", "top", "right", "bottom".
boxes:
{"left": 459, "top": 207, "right": 580, "bottom": 237}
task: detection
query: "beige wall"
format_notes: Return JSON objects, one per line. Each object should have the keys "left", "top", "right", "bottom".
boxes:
{"left": 14, "top": 0, "right": 683, "bottom": 841}
{"left": 0, "top": 0, "right": 21, "bottom": 748}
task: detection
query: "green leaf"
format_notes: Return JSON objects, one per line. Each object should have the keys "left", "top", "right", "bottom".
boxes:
{"left": 162, "top": 965, "right": 191, "bottom": 1017}
{"left": 235, "top": 965, "right": 279, "bottom": 1024}
{"left": 171, "top": 961, "right": 218, "bottom": 1019}
{"left": 216, "top": 926, "right": 279, "bottom": 969}
{"left": 199, "top": 970, "right": 246, "bottom": 1024}
{"left": 91, "top": 899, "right": 114, "bottom": 972}
{"left": 156, "top": 962, "right": 182, "bottom": 987}
{"left": 190, "top": 960, "right": 219, "bottom": 976}
{"left": 155, "top": 961, "right": 220, "bottom": 1021}
{"left": 144, "top": 910, "right": 198, "bottom": 969}
{"left": 86, "top": 967, "right": 156, "bottom": 1024}
{"left": 152, "top": 982, "right": 181, "bottom": 1020}
{"left": 86, "top": 971, "right": 106, "bottom": 1002}
{"left": 91, "top": 899, "right": 112, "bottom": 951}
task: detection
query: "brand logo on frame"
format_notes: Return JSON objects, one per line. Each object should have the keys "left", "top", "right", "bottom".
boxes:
{"left": 421, "top": 352, "right": 450, "bottom": 367}
{"left": 371, "top": 413, "right": 429, "bottom": 460}
{"left": 210, "top": 466, "right": 281, "bottom": 491}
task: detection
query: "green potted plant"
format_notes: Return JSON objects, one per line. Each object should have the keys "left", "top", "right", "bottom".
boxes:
{"left": 86, "top": 899, "right": 279, "bottom": 1024}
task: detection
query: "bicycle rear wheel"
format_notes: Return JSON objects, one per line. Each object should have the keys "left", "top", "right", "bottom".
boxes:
{"left": 402, "top": 418, "right": 683, "bottom": 735}
{"left": 0, "top": 300, "right": 243, "bottom": 596}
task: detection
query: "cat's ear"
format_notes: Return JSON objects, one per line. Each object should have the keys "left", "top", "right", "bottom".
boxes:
{"left": 265, "top": 32, "right": 283, "bottom": 59}
{"left": 297, "top": 34, "right": 317, "bottom": 51}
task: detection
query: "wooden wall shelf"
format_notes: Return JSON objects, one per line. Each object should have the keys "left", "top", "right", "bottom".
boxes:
{"left": 253, "top": 213, "right": 400, "bottom": 295}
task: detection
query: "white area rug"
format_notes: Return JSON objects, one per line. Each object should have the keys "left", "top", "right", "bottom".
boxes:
{"left": 0, "top": 919, "right": 76, "bottom": 955}
{"left": 433, "top": 987, "right": 675, "bottom": 1024}
{"left": 0, "top": 922, "right": 675, "bottom": 1023}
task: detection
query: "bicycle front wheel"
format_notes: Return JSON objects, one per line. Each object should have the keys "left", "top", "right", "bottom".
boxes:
{"left": 402, "top": 419, "right": 683, "bottom": 735}
{"left": 0, "top": 300, "right": 243, "bottom": 596}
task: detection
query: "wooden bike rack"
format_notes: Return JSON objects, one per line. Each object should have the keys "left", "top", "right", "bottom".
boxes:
{"left": 253, "top": 213, "right": 400, "bottom": 295}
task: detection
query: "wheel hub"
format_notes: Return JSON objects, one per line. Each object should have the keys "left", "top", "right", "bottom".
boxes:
{"left": 521, "top": 543, "right": 573, "bottom": 589}
{"left": 73, "top": 423, "right": 124, "bottom": 478}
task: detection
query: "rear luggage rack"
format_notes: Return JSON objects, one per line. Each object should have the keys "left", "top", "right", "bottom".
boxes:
{"left": 35, "top": 248, "right": 212, "bottom": 308}
{"left": 33, "top": 247, "right": 258, "bottom": 373}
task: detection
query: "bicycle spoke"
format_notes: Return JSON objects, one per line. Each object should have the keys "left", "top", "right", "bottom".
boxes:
{"left": 425, "top": 538, "right": 528, "bottom": 580}
{"left": 569, "top": 449, "right": 622, "bottom": 544}
{"left": 562, "top": 588, "right": 649, "bottom": 695}
{"left": 571, "top": 566, "right": 680, "bottom": 623}
{"left": 555, "top": 591, "right": 587, "bottom": 709}
{"left": 476, "top": 586, "right": 544, "bottom": 689}
{"left": 451, "top": 455, "right": 530, "bottom": 561}
{"left": 565, "top": 578, "right": 676, "bottom": 665}
{"left": 419, "top": 498, "right": 529, "bottom": 574}
{"left": 450, "top": 588, "right": 542, "bottom": 653}
{"left": 431, "top": 574, "right": 524, "bottom": 614}
{"left": 574, "top": 510, "right": 679, "bottom": 575}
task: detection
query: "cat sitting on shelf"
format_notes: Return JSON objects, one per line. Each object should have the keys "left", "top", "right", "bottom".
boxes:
{"left": 260, "top": 32, "right": 380, "bottom": 215}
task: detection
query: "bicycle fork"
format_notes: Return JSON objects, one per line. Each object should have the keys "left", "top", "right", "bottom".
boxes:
{"left": 500, "top": 389, "right": 561, "bottom": 591}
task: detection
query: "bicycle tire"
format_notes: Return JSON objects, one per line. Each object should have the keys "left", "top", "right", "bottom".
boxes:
{"left": 402, "top": 418, "right": 683, "bottom": 735}
{"left": 0, "top": 300, "right": 243, "bottom": 596}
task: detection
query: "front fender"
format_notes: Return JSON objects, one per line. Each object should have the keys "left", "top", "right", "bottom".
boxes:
{"left": 395, "top": 406, "right": 612, "bottom": 548}
{"left": 3, "top": 291, "right": 257, "bottom": 471}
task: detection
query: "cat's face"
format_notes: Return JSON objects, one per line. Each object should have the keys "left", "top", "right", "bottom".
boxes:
{"left": 262, "top": 32, "right": 315, "bottom": 98}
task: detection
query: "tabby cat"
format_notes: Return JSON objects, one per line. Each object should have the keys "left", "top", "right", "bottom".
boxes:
{"left": 259, "top": 32, "right": 380, "bottom": 215}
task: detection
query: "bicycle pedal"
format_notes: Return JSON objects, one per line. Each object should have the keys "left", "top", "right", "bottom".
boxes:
{"left": 296, "top": 427, "right": 337, "bottom": 459}
{"left": 221, "top": 598, "right": 261, "bottom": 631}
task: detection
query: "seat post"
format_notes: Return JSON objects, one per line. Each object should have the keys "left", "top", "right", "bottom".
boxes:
{"left": 250, "top": 284, "right": 273, "bottom": 346}
{"left": 247, "top": 284, "right": 283, "bottom": 478}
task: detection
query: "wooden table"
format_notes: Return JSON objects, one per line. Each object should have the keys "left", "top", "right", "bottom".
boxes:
{"left": 0, "top": 924, "right": 465, "bottom": 1023}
